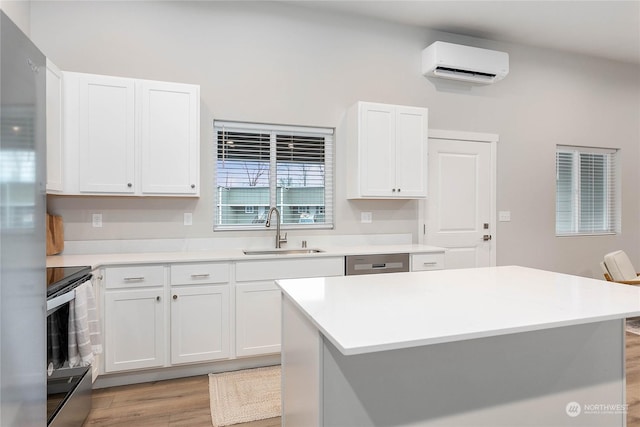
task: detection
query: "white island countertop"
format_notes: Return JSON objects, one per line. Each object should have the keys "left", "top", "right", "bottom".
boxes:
{"left": 277, "top": 265, "right": 640, "bottom": 355}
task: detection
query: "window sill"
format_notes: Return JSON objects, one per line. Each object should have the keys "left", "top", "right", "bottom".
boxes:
{"left": 556, "top": 232, "right": 617, "bottom": 237}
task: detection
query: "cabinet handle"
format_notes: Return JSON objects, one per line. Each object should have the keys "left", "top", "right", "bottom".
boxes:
{"left": 423, "top": 261, "right": 437, "bottom": 266}
{"left": 127, "top": 183, "right": 132, "bottom": 188}
{"left": 124, "top": 276, "right": 145, "bottom": 281}
{"left": 156, "top": 296, "right": 161, "bottom": 302}
{"left": 190, "top": 273, "right": 210, "bottom": 278}
{"left": 173, "top": 295, "right": 178, "bottom": 300}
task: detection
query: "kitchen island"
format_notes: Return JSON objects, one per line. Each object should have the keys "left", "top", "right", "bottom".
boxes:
{"left": 277, "top": 266, "right": 640, "bottom": 426}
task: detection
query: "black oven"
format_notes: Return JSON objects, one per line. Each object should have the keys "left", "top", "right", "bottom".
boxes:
{"left": 46, "top": 266, "right": 93, "bottom": 427}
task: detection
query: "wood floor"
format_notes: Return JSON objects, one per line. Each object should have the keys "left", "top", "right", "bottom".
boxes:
{"left": 84, "top": 331, "right": 640, "bottom": 427}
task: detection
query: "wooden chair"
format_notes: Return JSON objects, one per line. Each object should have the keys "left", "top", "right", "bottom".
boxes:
{"left": 602, "top": 250, "right": 640, "bottom": 285}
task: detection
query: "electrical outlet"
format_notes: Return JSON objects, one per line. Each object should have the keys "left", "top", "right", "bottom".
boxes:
{"left": 498, "top": 211, "right": 511, "bottom": 222}
{"left": 361, "top": 212, "right": 372, "bottom": 223}
{"left": 184, "top": 213, "right": 193, "bottom": 226}
{"left": 92, "top": 213, "right": 103, "bottom": 228}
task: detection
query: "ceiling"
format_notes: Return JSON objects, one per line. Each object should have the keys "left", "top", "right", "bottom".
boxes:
{"left": 290, "top": 1, "right": 640, "bottom": 65}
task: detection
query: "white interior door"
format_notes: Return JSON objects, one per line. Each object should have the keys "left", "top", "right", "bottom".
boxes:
{"left": 421, "top": 131, "right": 497, "bottom": 269}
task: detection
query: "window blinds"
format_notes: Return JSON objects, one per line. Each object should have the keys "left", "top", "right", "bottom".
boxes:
{"left": 214, "top": 120, "right": 333, "bottom": 229}
{"left": 556, "top": 146, "right": 619, "bottom": 235}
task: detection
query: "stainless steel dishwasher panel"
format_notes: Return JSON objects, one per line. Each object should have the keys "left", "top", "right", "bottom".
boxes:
{"left": 345, "top": 253, "right": 410, "bottom": 275}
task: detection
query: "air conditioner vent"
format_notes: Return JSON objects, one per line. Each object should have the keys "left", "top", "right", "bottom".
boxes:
{"left": 434, "top": 67, "right": 497, "bottom": 79}
{"left": 422, "top": 42, "right": 509, "bottom": 85}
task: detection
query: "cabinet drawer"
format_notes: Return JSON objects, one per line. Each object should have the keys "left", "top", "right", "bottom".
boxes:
{"left": 235, "top": 257, "right": 344, "bottom": 282}
{"left": 105, "top": 265, "right": 165, "bottom": 289}
{"left": 411, "top": 253, "right": 445, "bottom": 271}
{"left": 170, "top": 263, "right": 230, "bottom": 285}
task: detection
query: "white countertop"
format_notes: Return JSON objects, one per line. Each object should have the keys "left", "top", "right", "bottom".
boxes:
{"left": 277, "top": 265, "right": 640, "bottom": 356}
{"left": 46, "top": 244, "right": 444, "bottom": 269}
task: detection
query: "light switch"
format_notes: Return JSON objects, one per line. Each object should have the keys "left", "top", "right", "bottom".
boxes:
{"left": 361, "top": 212, "right": 372, "bottom": 223}
{"left": 92, "top": 213, "right": 103, "bottom": 228}
{"left": 184, "top": 213, "right": 193, "bottom": 226}
{"left": 498, "top": 211, "right": 511, "bottom": 222}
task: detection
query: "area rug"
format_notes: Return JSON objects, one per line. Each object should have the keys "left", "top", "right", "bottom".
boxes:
{"left": 209, "top": 365, "right": 281, "bottom": 426}
{"left": 626, "top": 318, "right": 640, "bottom": 335}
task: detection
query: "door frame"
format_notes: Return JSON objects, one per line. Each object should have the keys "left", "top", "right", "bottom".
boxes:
{"left": 418, "top": 129, "right": 499, "bottom": 267}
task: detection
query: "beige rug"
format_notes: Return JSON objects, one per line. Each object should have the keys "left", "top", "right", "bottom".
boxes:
{"left": 209, "top": 365, "right": 281, "bottom": 426}
{"left": 627, "top": 317, "right": 640, "bottom": 335}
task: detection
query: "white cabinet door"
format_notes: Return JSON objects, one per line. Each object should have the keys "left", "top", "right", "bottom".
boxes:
{"left": 235, "top": 282, "right": 281, "bottom": 357}
{"left": 360, "top": 103, "right": 396, "bottom": 197}
{"left": 46, "top": 59, "right": 63, "bottom": 193}
{"left": 348, "top": 101, "right": 428, "bottom": 199}
{"left": 78, "top": 74, "right": 136, "bottom": 193}
{"left": 234, "top": 257, "right": 344, "bottom": 357}
{"left": 170, "top": 285, "right": 230, "bottom": 364}
{"left": 104, "top": 288, "right": 165, "bottom": 372}
{"left": 395, "top": 106, "right": 428, "bottom": 197}
{"left": 140, "top": 81, "right": 199, "bottom": 195}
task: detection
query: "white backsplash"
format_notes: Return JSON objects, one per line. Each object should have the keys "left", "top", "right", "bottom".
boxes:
{"left": 61, "top": 234, "right": 413, "bottom": 255}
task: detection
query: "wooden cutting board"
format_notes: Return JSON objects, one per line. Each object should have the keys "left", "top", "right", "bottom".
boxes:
{"left": 46, "top": 214, "right": 64, "bottom": 256}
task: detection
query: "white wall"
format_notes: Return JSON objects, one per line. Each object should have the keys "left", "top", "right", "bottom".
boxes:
{"left": 30, "top": 1, "right": 640, "bottom": 277}
{"left": 0, "top": 0, "right": 30, "bottom": 35}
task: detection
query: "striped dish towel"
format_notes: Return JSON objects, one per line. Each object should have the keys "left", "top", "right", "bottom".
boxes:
{"left": 68, "top": 280, "right": 102, "bottom": 367}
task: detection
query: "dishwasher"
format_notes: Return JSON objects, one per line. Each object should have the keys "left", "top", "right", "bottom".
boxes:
{"left": 345, "top": 253, "right": 410, "bottom": 275}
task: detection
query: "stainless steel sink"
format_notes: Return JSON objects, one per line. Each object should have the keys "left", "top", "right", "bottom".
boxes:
{"left": 243, "top": 248, "right": 324, "bottom": 255}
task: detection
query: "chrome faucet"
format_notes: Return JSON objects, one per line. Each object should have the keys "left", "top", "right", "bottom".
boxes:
{"left": 265, "top": 207, "right": 287, "bottom": 248}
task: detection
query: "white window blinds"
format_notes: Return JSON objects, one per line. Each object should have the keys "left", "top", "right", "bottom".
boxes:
{"left": 555, "top": 145, "right": 619, "bottom": 236}
{"left": 214, "top": 120, "right": 333, "bottom": 230}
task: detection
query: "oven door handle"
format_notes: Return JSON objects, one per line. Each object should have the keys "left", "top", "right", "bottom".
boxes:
{"left": 46, "top": 288, "right": 75, "bottom": 316}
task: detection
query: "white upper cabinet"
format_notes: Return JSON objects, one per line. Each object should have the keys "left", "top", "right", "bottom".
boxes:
{"left": 45, "top": 59, "right": 63, "bottom": 193}
{"left": 140, "top": 81, "right": 199, "bottom": 195}
{"left": 55, "top": 71, "right": 200, "bottom": 196}
{"left": 78, "top": 73, "right": 136, "bottom": 194}
{"left": 347, "top": 101, "right": 428, "bottom": 199}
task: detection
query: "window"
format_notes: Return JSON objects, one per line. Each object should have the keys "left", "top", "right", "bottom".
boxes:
{"left": 214, "top": 120, "right": 333, "bottom": 230}
{"left": 555, "top": 145, "right": 619, "bottom": 236}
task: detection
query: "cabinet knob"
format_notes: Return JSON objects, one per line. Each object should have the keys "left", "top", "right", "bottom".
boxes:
{"left": 398, "top": 188, "right": 401, "bottom": 192}
{"left": 127, "top": 183, "right": 133, "bottom": 188}
{"left": 156, "top": 296, "right": 161, "bottom": 302}
{"left": 191, "top": 184, "right": 195, "bottom": 189}
{"left": 392, "top": 188, "right": 396, "bottom": 192}
{"left": 173, "top": 294, "right": 178, "bottom": 300}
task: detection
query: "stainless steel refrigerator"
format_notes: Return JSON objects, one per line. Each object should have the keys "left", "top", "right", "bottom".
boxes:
{"left": 0, "top": 11, "right": 47, "bottom": 426}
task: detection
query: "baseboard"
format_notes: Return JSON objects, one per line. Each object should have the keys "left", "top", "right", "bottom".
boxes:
{"left": 93, "top": 354, "right": 281, "bottom": 389}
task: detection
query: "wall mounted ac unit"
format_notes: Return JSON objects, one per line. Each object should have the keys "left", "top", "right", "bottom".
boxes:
{"left": 422, "top": 41, "right": 509, "bottom": 84}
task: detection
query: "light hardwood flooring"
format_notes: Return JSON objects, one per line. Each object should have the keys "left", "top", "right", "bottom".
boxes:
{"left": 84, "top": 331, "right": 640, "bottom": 426}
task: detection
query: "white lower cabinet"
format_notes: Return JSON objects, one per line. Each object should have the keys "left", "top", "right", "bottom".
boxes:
{"left": 104, "top": 265, "right": 166, "bottom": 373}
{"left": 410, "top": 252, "right": 445, "bottom": 271}
{"left": 169, "top": 262, "right": 231, "bottom": 365}
{"left": 234, "top": 257, "right": 345, "bottom": 357}
{"left": 103, "top": 263, "right": 232, "bottom": 374}
{"left": 170, "top": 285, "right": 230, "bottom": 364}
{"left": 235, "top": 282, "right": 282, "bottom": 357}
{"left": 100, "top": 258, "right": 345, "bottom": 374}
{"left": 104, "top": 287, "right": 166, "bottom": 373}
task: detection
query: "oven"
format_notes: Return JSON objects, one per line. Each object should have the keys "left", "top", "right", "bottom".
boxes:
{"left": 46, "top": 266, "right": 93, "bottom": 427}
